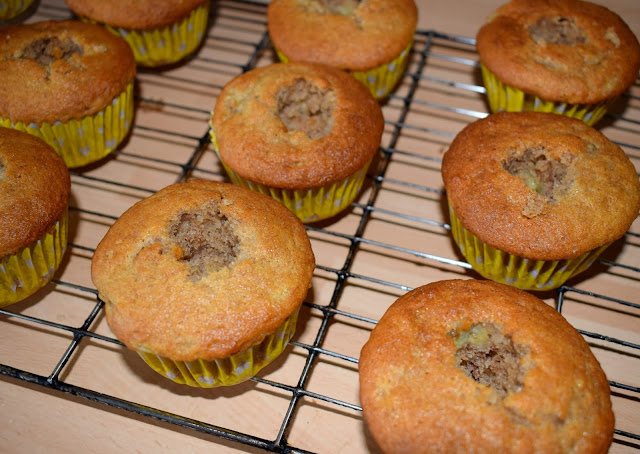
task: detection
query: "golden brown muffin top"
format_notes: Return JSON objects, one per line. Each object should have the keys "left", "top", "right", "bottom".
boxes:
{"left": 441, "top": 112, "right": 640, "bottom": 260}
{"left": 476, "top": 0, "right": 640, "bottom": 104}
{"left": 91, "top": 179, "right": 316, "bottom": 362}
{"left": 359, "top": 279, "right": 614, "bottom": 454}
{"left": 0, "top": 128, "right": 70, "bottom": 257}
{"left": 211, "top": 62, "right": 384, "bottom": 189}
{"left": 267, "top": 0, "right": 417, "bottom": 70}
{"left": 0, "top": 20, "right": 136, "bottom": 125}
{"left": 65, "top": 0, "right": 208, "bottom": 29}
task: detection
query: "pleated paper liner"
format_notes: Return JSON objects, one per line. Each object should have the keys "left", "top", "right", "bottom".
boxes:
{"left": 448, "top": 204, "right": 610, "bottom": 291}
{"left": 137, "top": 308, "right": 299, "bottom": 388}
{"left": 210, "top": 128, "right": 370, "bottom": 223}
{"left": 0, "top": 0, "right": 36, "bottom": 22}
{"left": 275, "top": 40, "right": 413, "bottom": 100}
{"left": 81, "top": 2, "right": 209, "bottom": 67}
{"left": 0, "top": 82, "right": 134, "bottom": 168}
{"left": 0, "top": 209, "right": 68, "bottom": 307}
{"left": 480, "top": 64, "right": 611, "bottom": 127}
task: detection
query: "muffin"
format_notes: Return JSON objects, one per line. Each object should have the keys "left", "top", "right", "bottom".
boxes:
{"left": 476, "top": 0, "right": 640, "bottom": 126}
{"left": 267, "top": 0, "right": 417, "bottom": 99}
{"left": 91, "top": 179, "right": 315, "bottom": 388}
{"left": 441, "top": 111, "right": 640, "bottom": 291}
{"left": 210, "top": 62, "right": 384, "bottom": 223}
{"left": 0, "top": 0, "right": 36, "bottom": 22}
{"left": 0, "top": 20, "right": 136, "bottom": 168}
{"left": 0, "top": 127, "right": 71, "bottom": 307}
{"left": 359, "top": 279, "right": 614, "bottom": 454}
{"left": 65, "top": 0, "right": 210, "bottom": 67}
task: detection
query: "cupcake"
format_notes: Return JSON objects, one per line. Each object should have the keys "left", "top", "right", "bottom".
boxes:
{"left": 0, "top": 20, "right": 136, "bottom": 168}
{"left": 476, "top": 0, "right": 640, "bottom": 126}
{"left": 0, "top": 127, "right": 70, "bottom": 307}
{"left": 359, "top": 279, "right": 615, "bottom": 453}
{"left": 91, "top": 179, "right": 315, "bottom": 388}
{"left": 441, "top": 111, "right": 640, "bottom": 291}
{"left": 210, "top": 62, "right": 384, "bottom": 223}
{"left": 0, "top": 0, "right": 36, "bottom": 22}
{"left": 267, "top": 0, "right": 417, "bottom": 99}
{"left": 65, "top": 0, "right": 210, "bottom": 67}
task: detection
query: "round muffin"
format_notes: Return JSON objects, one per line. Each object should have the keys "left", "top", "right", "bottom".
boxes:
{"left": 267, "top": 0, "right": 417, "bottom": 99}
{"left": 0, "top": 127, "right": 71, "bottom": 307}
{"left": 0, "top": 20, "right": 136, "bottom": 168}
{"left": 359, "top": 279, "right": 614, "bottom": 454}
{"left": 210, "top": 62, "right": 384, "bottom": 223}
{"left": 65, "top": 0, "right": 210, "bottom": 67}
{"left": 441, "top": 111, "right": 640, "bottom": 291}
{"left": 476, "top": 0, "right": 640, "bottom": 126}
{"left": 91, "top": 179, "right": 316, "bottom": 387}
{"left": 0, "top": 0, "right": 37, "bottom": 22}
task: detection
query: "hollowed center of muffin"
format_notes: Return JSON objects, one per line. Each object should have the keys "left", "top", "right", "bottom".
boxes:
{"left": 276, "top": 78, "right": 336, "bottom": 140}
{"left": 529, "top": 17, "right": 586, "bottom": 45}
{"left": 20, "top": 37, "right": 84, "bottom": 66}
{"left": 502, "top": 147, "right": 574, "bottom": 218}
{"left": 168, "top": 203, "right": 240, "bottom": 281}
{"left": 318, "top": 0, "right": 361, "bottom": 15}
{"left": 453, "top": 323, "right": 528, "bottom": 398}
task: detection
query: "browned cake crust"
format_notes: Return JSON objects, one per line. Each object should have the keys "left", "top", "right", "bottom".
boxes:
{"left": 0, "top": 127, "right": 70, "bottom": 257}
{"left": 359, "top": 279, "right": 614, "bottom": 454}
{"left": 91, "top": 179, "right": 316, "bottom": 362}
{"left": 0, "top": 20, "right": 136, "bottom": 125}
{"left": 476, "top": 0, "right": 640, "bottom": 104}
{"left": 441, "top": 111, "right": 640, "bottom": 261}
{"left": 64, "top": 0, "right": 208, "bottom": 30}
{"left": 212, "top": 62, "right": 384, "bottom": 189}
{"left": 267, "top": 0, "right": 417, "bottom": 71}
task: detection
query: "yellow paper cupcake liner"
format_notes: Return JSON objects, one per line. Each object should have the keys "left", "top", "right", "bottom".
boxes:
{"left": 480, "top": 64, "right": 611, "bottom": 126}
{"left": 0, "top": 0, "right": 35, "bottom": 22}
{"left": 85, "top": 2, "right": 209, "bottom": 67}
{"left": 0, "top": 83, "right": 134, "bottom": 168}
{"left": 275, "top": 40, "right": 413, "bottom": 100}
{"left": 210, "top": 127, "right": 369, "bottom": 222}
{"left": 137, "top": 308, "right": 299, "bottom": 388}
{"left": 0, "top": 209, "right": 68, "bottom": 307}
{"left": 448, "top": 203, "right": 610, "bottom": 291}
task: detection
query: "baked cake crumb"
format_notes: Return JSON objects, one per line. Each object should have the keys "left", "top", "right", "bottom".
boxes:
{"left": 276, "top": 77, "right": 335, "bottom": 140}
{"left": 168, "top": 202, "right": 240, "bottom": 280}
{"left": 453, "top": 323, "right": 529, "bottom": 398}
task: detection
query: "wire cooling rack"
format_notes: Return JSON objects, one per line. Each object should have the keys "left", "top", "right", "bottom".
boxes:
{"left": 1, "top": 1, "right": 639, "bottom": 452}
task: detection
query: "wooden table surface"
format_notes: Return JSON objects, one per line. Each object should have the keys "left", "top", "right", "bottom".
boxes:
{"left": 1, "top": 1, "right": 639, "bottom": 453}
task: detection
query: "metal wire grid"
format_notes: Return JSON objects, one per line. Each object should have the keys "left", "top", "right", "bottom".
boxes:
{"left": 1, "top": 0, "right": 639, "bottom": 452}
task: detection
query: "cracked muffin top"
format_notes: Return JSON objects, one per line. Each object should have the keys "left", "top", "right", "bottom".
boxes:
{"left": 0, "top": 20, "right": 136, "bottom": 125}
{"left": 64, "top": 0, "right": 208, "bottom": 30}
{"left": 211, "top": 62, "right": 384, "bottom": 189}
{"left": 476, "top": 0, "right": 640, "bottom": 104}
{"left": 359, "top": 279, "right": 614, "bottom": 454}
{"left": 441, "top": 111, "right": 640, "bottom": 261}
{"left": 267, "top": 0, "right": 417, "bottom": 71}
{"left": 0, "top": 127, "right": 70, "bottom": 257}
{"left": 91, "top": 179, "right": 315, "bottom": 362}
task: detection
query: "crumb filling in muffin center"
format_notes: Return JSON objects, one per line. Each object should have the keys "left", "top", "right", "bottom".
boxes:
{"left": 276, "top": 77, "right": 336, "bottom": 140}
{"left": 19, "top": 37, "right": 84, "bottom": 66}
{"left": 453, "top": 323, "right": 528, "bottom": 398}
{"left": 528, "top": 17, "right": 586, "bottom": 46}
{"left": 502, "top": 147, "right": 574, "bottom": 218}
{"left": 317, "top": 0, "right": 361, "bottom": 15}
{"left": 168, "top": 203, "right": 240, "bottom": 281}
